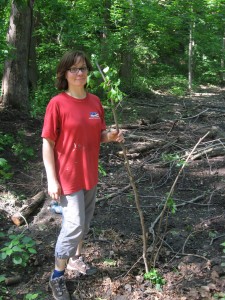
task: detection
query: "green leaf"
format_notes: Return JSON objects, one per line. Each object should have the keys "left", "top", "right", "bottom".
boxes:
{"left": 13, "top": 256, "right": 23, "bottom": 265}
{"left": 5, "top": 248, "right": 13, "bottom": 256}
{"left": 22, "top": 236, "right": 32, "bottom": 244}
{"left": 0, "top": 252, "right": 7, "bottom": 260}
{"left": 103, "top": 258, "right": 117, "bottom": 266}
{"left": 0, "top": 158, "right": 7, "bottom": 167}
{"left": 24, "top": 293, "right": 38, "bottom": 299}
{"left": 9, "top": 234, "right": 19, "bottom": 240}
{"left": 10, "top": 239, "right": 20, "bottom": 246}
{"left": 93, "top": 71, "right": 101, "bottom": 78}
{"left": 0, "top": 275, "right": 6, "bottom": 283}
{"left": 12, "top": 245, "right": 23, "bottom": 252}
{"left": 28, "top": 248, "right": 37, "bottom": 254}
{"left": 0, "top": 232, "right": 5, "bottom": 238}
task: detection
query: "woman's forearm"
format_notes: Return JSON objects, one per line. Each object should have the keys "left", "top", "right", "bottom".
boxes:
{"left": 101, "top": 130, "right": 110, "bottom": 143}
{"left": 42, "top": 138, "right": 61, "bottom": 200}
{"left": 42, "top": 138, "right": 57, "bottom": 182}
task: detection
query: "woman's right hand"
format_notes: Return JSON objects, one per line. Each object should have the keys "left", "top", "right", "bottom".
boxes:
{"left": 48, "top": 179, "right": 61, "bottom": 201}
{"left": 42, "top": 138, "right": 61, "bottom": 201}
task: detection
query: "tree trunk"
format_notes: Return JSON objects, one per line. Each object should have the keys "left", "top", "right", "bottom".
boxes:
{"left": 188, "top": 20, "right": 194, "bottom": 93}
{"left": 221, "top": 31, "right": 225, "bottom": 84}
{"left": 0, "top": 0, "right": 35, "bottom": 111}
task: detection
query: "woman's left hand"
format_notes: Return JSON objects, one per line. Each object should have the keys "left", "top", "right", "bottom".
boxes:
{"left": 109, "top": 130, "right": 125, "bottom": 143}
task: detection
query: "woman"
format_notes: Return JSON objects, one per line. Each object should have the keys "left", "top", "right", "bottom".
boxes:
{"left": 42, "top": 50, "right": 124, "bottom": 300}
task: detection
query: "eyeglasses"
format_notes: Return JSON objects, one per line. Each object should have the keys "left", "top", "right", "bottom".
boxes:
{"left": 68, "top": 67, "right": 88, "bottom": 74}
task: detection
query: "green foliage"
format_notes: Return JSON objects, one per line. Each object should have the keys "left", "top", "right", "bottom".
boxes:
{"left": 24, "top": 293, "right": 39, "bottom": 300}
{"left": 98, "top": 163, "right": 106, "bottom": 176}
{"left": 103, "top": 258, "right": 117, "bottom": 266}
{"left": 0, "top": 234, "right": 37, "bottom": 267}
{"left": 0, "top": 158, "right": 13, "bottom": 181}
{"left": 169, "top": 86, "right": 186, "bottom": 96}
{"left": 144, "top": 268, "right": 166, "bottom": 290}
{"left": 162, "top": 153, "right": 187, "bottom": 167}
{"left": 0, "top": 132, "right": 14, "bottom": 149}
{"left": 0, "top": 130, "right": 34, "bottom": 169}
{"left": 1, "top": 0, "right": 224, "bottom": 113}
{"left": 30, "top": 82, "right": 57, "bottom": 116}
{"left": 101, "top": 66, "right": 125, "bottom": 104}
{"left": 0, "top": 274, "right": 7, "bottom": 299}
{"left": 220, "top": 241, "right": 225, "bottom": 250}
{"left": 91, "top": 64, "right": 126, "bottom": 112}
{"left": 213, "top": 293, "right": 225, "bottom": 300}
{"left": 166, "top": 196, "right": 177, "bottom": 214}
{"left": 12, "top": 142, "right": 34, "bottom": 162}
{"left": 0, "top": 1, "right": 10, "bottom": 75}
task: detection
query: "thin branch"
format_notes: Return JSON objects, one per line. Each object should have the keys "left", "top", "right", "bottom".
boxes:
{"left": 96, "top": 184, "right": 131, "bottom": 202}
{"left": 96, "top": 61, "right": 149, "bottom": 273}
{"left": 182, "top": 229, "right": 204, "bottom": 254}
{"left": 210, "top": 233, "right": 225, "bottom": 245}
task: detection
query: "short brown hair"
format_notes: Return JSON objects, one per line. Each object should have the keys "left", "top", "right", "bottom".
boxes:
{"left": 55, "top": 50, "right": 92, "bottom": 90}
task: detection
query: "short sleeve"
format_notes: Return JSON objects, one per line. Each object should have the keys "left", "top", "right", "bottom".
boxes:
{"left": 41, "top": 99, "right": 60, "bottom": 142}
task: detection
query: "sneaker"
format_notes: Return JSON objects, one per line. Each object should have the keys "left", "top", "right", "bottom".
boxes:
{"left": 67, "top": 256, "right": 90, "bottom": 274}
{"left": 49, "top": 275, "right": 70, "bottom": 300}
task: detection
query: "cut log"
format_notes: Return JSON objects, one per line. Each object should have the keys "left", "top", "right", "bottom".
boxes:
{"left": 5, "top": 275, "right": 22, "bottom": 286}
{"left": 111, "top": 123, "right": 149, "bottom": 130}
{"left": 117, "top": 140, "right": 166, "bottom": 157}
{"left": 11, "top": 191, "right": 45, "bottom": 226}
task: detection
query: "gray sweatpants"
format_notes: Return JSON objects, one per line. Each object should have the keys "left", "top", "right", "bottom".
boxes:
{"left": 55, "top": 186, "right": 97, "bottom": 259}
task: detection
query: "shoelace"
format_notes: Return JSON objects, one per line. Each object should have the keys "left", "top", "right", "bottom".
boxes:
{"left": 54, "top": 277, "right": 66, "bottom": 294}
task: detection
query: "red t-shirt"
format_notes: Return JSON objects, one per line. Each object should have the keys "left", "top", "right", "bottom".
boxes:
{"left": 41, "top": 92, "right": 106, "bottom": 195}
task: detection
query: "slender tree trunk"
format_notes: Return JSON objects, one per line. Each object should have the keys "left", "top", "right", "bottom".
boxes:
{"left": 188, "top": 21, "right": 194, "bottom": 93}
{"left": 221, "top": 30, "right": 225, "bottom": 84}
{"left": 0, "top": 0, "right": 35, "bottom": 111}
{"left": 119, "top": 0, "right": 134, "bottom": 88}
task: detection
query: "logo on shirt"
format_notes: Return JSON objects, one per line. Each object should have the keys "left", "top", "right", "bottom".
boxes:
{"left": 89, "top": 112, "right": 100, "bottom": 119}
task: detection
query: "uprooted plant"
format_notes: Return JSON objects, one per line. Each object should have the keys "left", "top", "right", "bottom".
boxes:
{"left": 95, "top": 62, "right": 149, "bottom": 273}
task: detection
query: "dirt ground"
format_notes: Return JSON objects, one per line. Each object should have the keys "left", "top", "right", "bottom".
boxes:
{"left": 1, "top": 86, "right": 225, "bottom": 300}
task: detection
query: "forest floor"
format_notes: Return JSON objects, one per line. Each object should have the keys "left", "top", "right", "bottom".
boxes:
{"left": 1, "top": 86, "right": 225, "bottom": 300}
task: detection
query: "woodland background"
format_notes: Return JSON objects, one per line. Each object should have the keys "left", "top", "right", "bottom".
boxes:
{"left": 1, "top": 1, "right": 225, "bottom": 300}
{"left": 0, "top": 0, "right": 225, "bottom": 114}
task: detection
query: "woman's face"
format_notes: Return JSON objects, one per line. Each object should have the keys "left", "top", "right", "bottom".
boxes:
{"left": 65, "top": 57, "right": 88, "bottom": 89}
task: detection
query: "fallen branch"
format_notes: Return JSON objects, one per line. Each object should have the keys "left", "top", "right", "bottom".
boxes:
{"left": 117, "top": 141, "right": 165, "bottom": 157}
{"left": 5, "top": 275, "right": 22, "bottom": 286}
{"left": 176, "top": 193, "right": 206, "bottom": 207}
{"left": 170, "top": 251, "right": 209, "bottom": 262}
{"left": 210, "top": 233, "right": 225, "bottom": 245}
{"left": 182, "top": 229, "right": 204, "bottom": 254}
{"left": 149, "top": 131, "right": 210, "bottom": 267}
{"left": 189, "top": 145, "right": 225, "bottom": 160}
{"left": 96, "top": 184, "right": 131, "bottom": 202}
{"left": 111, "top": 123, "right": 149, "bottom": 130}
{"left": 127, "top": 134, "right": 162, "bottom": 142}
{"left": 11, "top": 191, "right": 45, "bottom": 226}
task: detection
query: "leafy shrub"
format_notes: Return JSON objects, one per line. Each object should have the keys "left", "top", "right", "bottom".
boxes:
{"left": 144, "top": 268, "right": 166, "bottom": 290}
{"left": 0, "top": 158, "right": 13, "bottom": 181}
{"left": 0, "top": 233, "right": 37, "bottom": 267}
